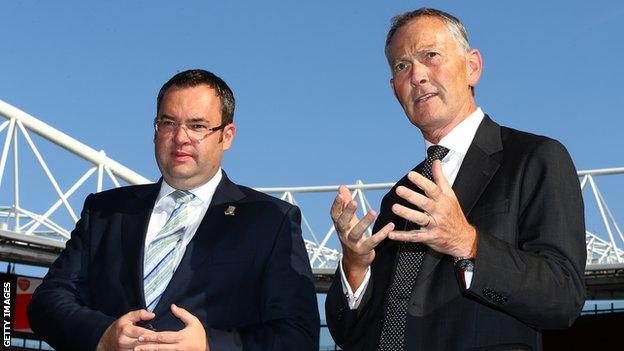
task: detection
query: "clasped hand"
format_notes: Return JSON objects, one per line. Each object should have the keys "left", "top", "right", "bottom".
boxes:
{"left": 97, "top": 304, "right": 209, "bottom": 351}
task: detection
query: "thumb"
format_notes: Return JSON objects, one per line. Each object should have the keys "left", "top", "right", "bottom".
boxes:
{"left": 171, "top": 304, "right": 197, "bottom": 326}
{"left": 126, "top": 309, "right": 155, "bottom": 324}
{"left": 432, "top": 160, "right": 451, "bottom": 193}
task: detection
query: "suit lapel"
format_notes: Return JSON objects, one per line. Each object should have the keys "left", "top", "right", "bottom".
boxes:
{"left": 154, "top": 172, "right": 246, "bottom": 314}
{"left": 453, "top": 116, "right": 503, "bottom": 215}
{"left": 415, "top": 115, "right": 503, "bottom": 285}
{"left": 121, "top": 181, "right": 161, "bottom": 309}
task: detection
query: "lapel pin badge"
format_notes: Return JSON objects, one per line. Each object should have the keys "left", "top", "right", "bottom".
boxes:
{"left": 224, "top": 205, "right": 236, "bottom": 216}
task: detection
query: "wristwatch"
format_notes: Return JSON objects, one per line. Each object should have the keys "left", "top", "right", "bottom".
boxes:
{"left": 454, "top": 257, "right": 475, "bottom": 289}
{"left": 454, "top": 257, "right": 474, "bottom": 272}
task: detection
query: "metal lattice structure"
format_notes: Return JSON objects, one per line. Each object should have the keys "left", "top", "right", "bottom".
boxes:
{"left": 1, "top": 98, "right": 623, "bottom": 273}
{"left": 0, "top": 99, "right": 149, "bottom": 264}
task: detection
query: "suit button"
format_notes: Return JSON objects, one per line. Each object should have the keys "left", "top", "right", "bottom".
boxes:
{"left": 482, "top": 287, "right": 508, "bottom": 305}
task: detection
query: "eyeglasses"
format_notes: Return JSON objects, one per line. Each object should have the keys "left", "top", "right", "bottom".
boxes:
{"left": 154, "top": 118, "right": 227, "bottom": 141}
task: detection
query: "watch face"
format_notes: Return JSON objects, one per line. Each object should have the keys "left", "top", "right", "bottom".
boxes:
{"left": 456, "top": 259, "right": 475, "bottom": 272}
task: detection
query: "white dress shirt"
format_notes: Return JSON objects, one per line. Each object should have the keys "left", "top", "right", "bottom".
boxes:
{"left": 144, "top": 168, "right": 223, "bottom": 272}
{"left": 341, "top": 108, "right": 485, "bottom": 309}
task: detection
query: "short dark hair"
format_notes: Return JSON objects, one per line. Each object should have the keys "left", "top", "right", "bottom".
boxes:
{"left": 156, "top": 69, "right": 235, "bottom": 124}
{"left": 385, "top": 8, "right": 470, "bottom": 59}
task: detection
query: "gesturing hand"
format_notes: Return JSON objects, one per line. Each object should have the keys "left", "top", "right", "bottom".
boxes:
{"left": 388, "top": 160, "right": 477, "bottom": 258}
{"left": 331, "top": 185, "right": 394, "bottom": 290}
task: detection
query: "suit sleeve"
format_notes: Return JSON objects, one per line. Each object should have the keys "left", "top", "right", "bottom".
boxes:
{"left": 466, "top": 139, "right": 586, "bottom": 329}
{"left": 28, "top": 194, "right": 115, "bottom": 351}
{"left": 241, "top": 205, "right": 320, "bottom": 350}
{"left": 325, "top": 264, "right": 378, "bottom": 349}
{"left": 325, "top": 191, "right": 397, "bottom": 349}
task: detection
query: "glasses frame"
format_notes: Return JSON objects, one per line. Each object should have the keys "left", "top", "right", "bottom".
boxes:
{"left": 154, "top": 118, "right": 228, "bottom": 141}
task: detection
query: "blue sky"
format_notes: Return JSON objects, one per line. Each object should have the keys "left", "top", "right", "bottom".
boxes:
{"left": 1, "top": 0, "right": 624, "bottom": 336}
{"left": 3, "top": 0, "right": 623, "bottom": 255}
{"left": 2, "top": 0, "right": 623, "bottom": 187}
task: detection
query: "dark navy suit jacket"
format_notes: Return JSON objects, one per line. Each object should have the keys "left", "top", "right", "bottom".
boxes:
{"left": 326, "top": 116, "right": 586, "bottom": 350}
{"left": 28, "top": 172, "right": 319, "bottom": 350}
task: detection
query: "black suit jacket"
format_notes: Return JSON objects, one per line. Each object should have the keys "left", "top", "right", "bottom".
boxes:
{"left": 28, "top": 172, "right": 319, "bottom": 351}
{"left": 326, "top": 116, "right": 586, "bottom": 350}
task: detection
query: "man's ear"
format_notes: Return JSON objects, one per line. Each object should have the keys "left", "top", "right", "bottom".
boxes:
{"left": 390, "top": 78, "right": 399, "bottom": 100}
{"left": 466, "top": 48, "right": 483, "bottom": 88}
{"left": 221, "top": 123, "right": 236, "bottom": 150}
{"left": 153, "top": 117, "right": 158, "bottom": 143}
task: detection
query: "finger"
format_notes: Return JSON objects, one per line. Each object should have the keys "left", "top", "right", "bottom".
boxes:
{"left": 431, "top": 160, "right": 452, "bottom": 193}
{"left": 125, "top": 309, "right": 155, "bottom": 324}
{"left": 122, "top": 324, "right": 154, "bottom": 338}
{"left": 330, "top": 196, "right": 343, "bottom": 221}
{"left": 335, "top": 200, "right": 357, "bottom": 234}
{"left": 338, "top": 184, "right": 354, "bottom": 202}
{"left": 407, "top": 171, "right": 442, "bottom": 200}
{"left": 391, "top": 203, "right": 429, "bottom": 225}
{"left": 395, "top": 186, "right": 433, "bottom": 213}
{"left": 388, "top": 230, "right": 433, "bottom": 243}
{"left": 135, "top": 346, "right": 161, "bottom": 351}
{"left": 171, "top": 304, "right": 198, "bottom": 326}
{"left": 117, "top": 334, "right": 142, "bottom": 348}
{"left": 135, "top": 344, "right": 177, "bottom": 351}
{"left": 362, "top": 222, "right": 394, "bottom": 249}
{"left": 138, "top": 331, "right": 181, "bottom": 344}
{"left": 346, "top": 210, "right": 377, "bottom": 243}
{"left": 135, "top": 345, "right": 161, "bottom": 351}
{"left": 330, "top": 185, "right": 350, "bottom": 220}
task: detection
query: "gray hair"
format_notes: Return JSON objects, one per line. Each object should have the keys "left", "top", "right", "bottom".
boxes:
{"left": 384, "top": 8, "right": 471, "bottom": 59}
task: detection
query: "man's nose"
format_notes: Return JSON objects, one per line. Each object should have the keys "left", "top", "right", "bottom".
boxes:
{"left": 410, "top": 62, "right": 428, "bottom": 86}
{"left": 173, "top": 125, "right": 192, "bottom": 143}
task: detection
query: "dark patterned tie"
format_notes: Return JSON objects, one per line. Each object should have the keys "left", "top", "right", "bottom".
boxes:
{"left": 377, "top": 145, "right": 450, "bottom": 351}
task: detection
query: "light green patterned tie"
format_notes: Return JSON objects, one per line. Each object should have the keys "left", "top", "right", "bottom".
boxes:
{"left": 143, "top": 190, "right": 194, "bottom": 311}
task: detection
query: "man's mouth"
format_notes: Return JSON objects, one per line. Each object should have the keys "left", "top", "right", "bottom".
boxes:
{"left": 172, "top": 151, "right": 192, "bottom": 159}
{"left": 416, "top": 92, "right": 437, "bottom": 103}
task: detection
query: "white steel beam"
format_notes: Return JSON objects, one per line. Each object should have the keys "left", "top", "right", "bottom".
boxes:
{"left": 0, "top": 99, "right": 150, "bottom": 185}
{"left": 17, "top": 120, "right": 78, "bottom": 222}
{"left": 0, "top": 118, "right": 16, "bottom": 187}
{"left": 588, "top": 176, "right": 621, "bottom": 262}
{"left": 12, "top": 124, "right": 19, "bottom": 231}
{"left": 3, "top": 98, "right": 624, "bottom": 271}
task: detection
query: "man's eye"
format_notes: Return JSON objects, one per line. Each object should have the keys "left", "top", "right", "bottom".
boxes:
{"left": 394, "top": 62, "right": 408, "bottom": 72}
{"left": 160, "top": 120, "right": 177, "bottom": 127}
{"left": 189, "top": 124, "right": 208, "bottom": 131}
{"left": 426, "top": 52, "right": 439, "bottom": 59}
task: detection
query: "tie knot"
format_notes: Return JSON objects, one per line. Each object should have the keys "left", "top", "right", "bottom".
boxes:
{"left": 427, "top": 145, "right": 449, "bottom": 161}
{"left": 170, "top": 190, "right": 194, "bottom": 205}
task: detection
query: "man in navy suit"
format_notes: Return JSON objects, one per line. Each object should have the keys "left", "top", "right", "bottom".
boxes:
{"left": 28, "top": 69, "right": 319, "bottom": 350}
{"left": 326, "top": 8, "right": 586, "bottom": 350}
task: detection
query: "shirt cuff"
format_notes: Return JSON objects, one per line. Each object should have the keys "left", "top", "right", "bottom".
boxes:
{"left": 465, "top": 271, "right": 473, "bottom": 289}
{"left": 339, "top": 259, "right": 371, "bottom": 310}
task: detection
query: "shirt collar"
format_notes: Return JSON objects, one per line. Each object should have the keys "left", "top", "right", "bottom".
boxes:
{"left": 424, "top": 107, "right": 485, "bottom": 158}
{"left": 156, "top": 168, "right": 223, "bottom": 208}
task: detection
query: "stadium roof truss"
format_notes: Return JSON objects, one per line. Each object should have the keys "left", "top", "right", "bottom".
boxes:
{"left": 1, "top": 98, "right": 623, "bottom": 272}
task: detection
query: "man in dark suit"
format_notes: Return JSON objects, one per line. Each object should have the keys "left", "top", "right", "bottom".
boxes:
{"left": 28, "top": 69, "right": 319, "bottom": 351}
{"left": 326, "top": 8, "right": 586, "bottom": 350}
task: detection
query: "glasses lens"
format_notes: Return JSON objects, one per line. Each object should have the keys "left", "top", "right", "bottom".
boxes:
{"left": 156, "top": 120, "right": 174, "bottom": 133}
{"left": 156, "top": 119, "right": 218, "bottom": 140}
